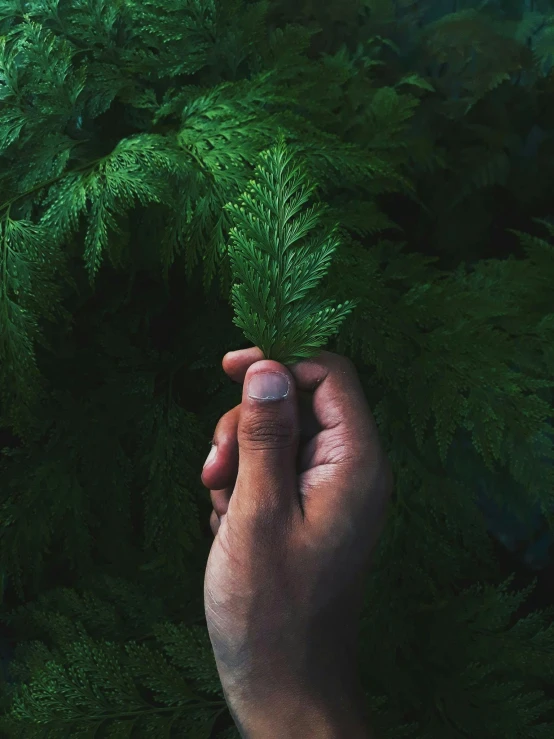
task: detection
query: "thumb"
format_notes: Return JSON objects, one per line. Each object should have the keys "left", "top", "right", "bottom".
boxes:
{"left": 235, "top": 360, "right": 300, "bottom": 520}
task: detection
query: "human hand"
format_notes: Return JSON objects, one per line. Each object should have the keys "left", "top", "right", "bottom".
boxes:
{"left": 201, "top": 347, "right": 393, "bottom": 737}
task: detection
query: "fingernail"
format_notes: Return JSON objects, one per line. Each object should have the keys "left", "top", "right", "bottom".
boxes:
{"left": 203, "top": 444, "right": 217, "bottom": 469}
{"left": 248, "top": 372, "right": 290, "bottom": 400}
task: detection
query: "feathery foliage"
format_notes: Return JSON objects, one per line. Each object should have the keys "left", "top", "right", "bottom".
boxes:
{"left": 0, "top": 0, "right": 553, "bottom": 737}
{"left": 224, "top": 133, "right": 358, "bottom": 365}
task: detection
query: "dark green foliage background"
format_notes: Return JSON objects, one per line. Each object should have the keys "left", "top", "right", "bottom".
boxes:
{"left": 0, "top": 0, "right": 553, "bottom": 736}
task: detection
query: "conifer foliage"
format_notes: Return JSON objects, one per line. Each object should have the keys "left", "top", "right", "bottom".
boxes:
{"left": 0, "top": 0, "right": 554, "bottom": 737}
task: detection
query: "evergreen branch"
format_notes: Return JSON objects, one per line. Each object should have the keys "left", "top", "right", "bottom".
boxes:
{"left": 224, "top": 133, "right": 358, "bottom": 366}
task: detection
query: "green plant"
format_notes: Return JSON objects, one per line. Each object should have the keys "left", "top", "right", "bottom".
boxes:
{"left": 0, "top": 1, "right": 553, "bottom": 738}
{"left": 224, "top": 132, "right": 358, "bottom": 365}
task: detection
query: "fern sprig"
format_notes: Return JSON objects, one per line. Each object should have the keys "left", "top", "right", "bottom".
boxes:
{"left": 0, "top": 205, "right": 69, "bottom": 436}
{"left": 40, "top": 133, "right": 188, "bottom": 282}
{"left": 224, "top": 133, "right": 358, "bottom": 366}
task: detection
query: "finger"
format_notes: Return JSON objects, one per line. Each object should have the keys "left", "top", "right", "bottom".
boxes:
{"left": 201, "top": 405, "right": 240, "bottom": 491}
{"left": 210, "top": 487, "right": 233, "bottom": 519}
{"left": 212, "top": 348, "right": 383, "bottom": 526}
{"left": 200, "top": 346, "right": 265, "bottom": 493}
{"left": 210, "top": 509, "right": 220, "bottom": 536}
{"left": 225, "top": 349, "right": 376, "bottom": 456}
{"left": 201, "top": 384, "right": 321, "bottom": 496}
{"left": 223, "top": 349, "right": 322, "bottom": 439}
{"left": 234, "top": 359, "right": 300, "bottom": 521}
{"left": 226, "top": 348, "right": 386, "bottom": 531}
{"left": 210, "top": 509, "right": 227, "bottom": 537}
{"left": 292, "top": 353, "right": 391, "bottom": 541}
{"left": 202, "top": 348, "right": 320, "bottom": 495}
{"left": 222, "top": 346, "right": 265, "bottom": 378}
{"left": 293, "top": 352, "right": 378, "bottom": 461}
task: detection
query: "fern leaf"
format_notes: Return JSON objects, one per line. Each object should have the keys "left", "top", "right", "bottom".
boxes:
{"left": 125, "top": 0, "right": 216, "bottom": 79}
{"left": 395, "top": 73, "right": 436, "bottom": 93}
{"left": 0, "top": 36, "right": 28, "bottom": 152}
{"left": 137, "top": 402, "right": 203, "bottom": 575}
{"left": 153, "top": 622, "right": 223, "bottom": 698}
{"left": 40, "top": 134, "right": 188, "bottom": 282}
{"left": 124, "top": 642, "right": 198, "bottom": 706}
{"left": 224, "top": 133, "right": 358, "bottom": 365}
{"left": 0, "top": 209, "right": 68, "bottom": 436}
{"left": 513, "top": 11, "right": 549, "bottom": 46}
{"left": 532, "top": 19, "right": 554, "bottom": 72}
{"left": 0, "top": 614, "right": 225, "bottom": 737}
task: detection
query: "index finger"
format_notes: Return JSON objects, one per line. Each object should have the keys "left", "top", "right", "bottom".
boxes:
{"left": 222, "top": 347, "right": 378, "bottom": 455}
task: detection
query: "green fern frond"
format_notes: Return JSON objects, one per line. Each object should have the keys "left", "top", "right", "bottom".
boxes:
{"left": 153, "top": 622, "right": 222, "bottom": 698}
{"left": 512, "top": 11, "right": 550, "bottom": 46}
{"left": 531, "top": 21, "right": 554, "bottom": 70}
{"left": 124, "top": 641, "right": 199, "bottom": 707}
{"left": 137, "top": 402, "right": 204, "bottom": 575}
{"left": 175, "top": 73, "right": 294, "bottom": 288}
{"left": 125, "top": 0, "right": 216, "bottom": 79}
{"left": 0, "top": 36, "right": 29, "bottom": 153}
{"left": 0, "top": 633, "right": 225, "bottom": 738}
{"left": 464, "top": 71, "right": 512, "bottom": 112}
{"left": 172, "top": 65, "right": 412, "bottom": 293}
{"left": 7, "top": 134, "right": 76, "bottom": 193}
{"left": 366, "top": 87, "right": 421, "bottom": 148}
{"left": 509, "top": 11, "right": 554, "bottom": 72}
{"left": 395, "top": 73, "right": 436, "bottom": 93}
{"left": 325, "top": 199, "right": 400, "bottom": 238}
{"left": 223, "top": 133, "right": 358, "bottom": 366}
{"left": 0, "top": 208, "right": 68, "bottom": 436}
{"left": 424, "top": 9, "right": 489, "bottom": 54}
{"left": 55, "top": 0, "right": 127, "bottom": 52}
{"left": 40, "top": 134, "right": 188, "bottom": 282}
{"left": 424, "top": 8, "right": 525, "bottom": 109}
{"left": 0, "top": 19, "right": 86, "bottom": 146}
{"left": 450, "top": 148, "right": 511, "bottom": 209}
{"left": 508, "top": 220, "right": 554, "bottom": 283}
{"left": 0, "top": 451, "right": 94, "bottom": 601}
{"left": 0, "top": 605, "right": 226, "bottom": 738}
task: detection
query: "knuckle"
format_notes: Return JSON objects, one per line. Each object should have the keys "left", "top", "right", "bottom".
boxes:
{"left": 212, "top": 404, "right": 240, "bottom": 445}
{"left": 319, "top": 351, "right": 357, "bottom": 380}
{"left": 337, "top": 353, "right": 357, "bottom": 376}
{"left": 240, "top": 416, "right": 298, "bottom": 451}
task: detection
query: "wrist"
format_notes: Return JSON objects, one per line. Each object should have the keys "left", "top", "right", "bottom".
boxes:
{"left": 235, "top": 697, "right": 371, "bottom": 738}
{"left": 220, "top": 673, "right": 372, "bottom": 738}
{"left": 213, "top": 617, "right": 372, "bottom": 737}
